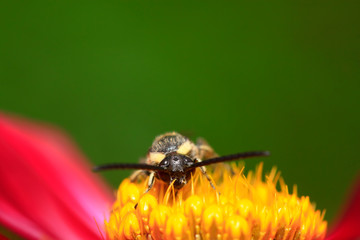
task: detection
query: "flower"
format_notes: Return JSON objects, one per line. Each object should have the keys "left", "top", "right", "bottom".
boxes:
{"left": 105, "top": 164, "right": 327, "bottom": 240}
{"left": 325, "top": 177, "right": 360, "bottom": 240}
{"left": 0, "top": 113, "right": 114, "bottom": 239}
{"left": 0, "top": 113, "right": 359, "bottom": 240}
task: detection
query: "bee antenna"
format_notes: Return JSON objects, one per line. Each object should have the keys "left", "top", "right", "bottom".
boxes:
{"left": 189, "top": 151, "right": 270, "bottom": 169}
{"left": 92, "top": 163, "right": 166, "bottom": 172}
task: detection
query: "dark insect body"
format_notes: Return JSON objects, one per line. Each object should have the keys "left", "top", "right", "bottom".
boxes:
{"left": 93, "top": 132, "right": 269, "bottom": 193}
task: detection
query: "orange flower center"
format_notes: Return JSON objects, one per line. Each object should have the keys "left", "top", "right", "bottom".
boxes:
{"left": 105, "top": 163, "right": 327, "bottom": 240}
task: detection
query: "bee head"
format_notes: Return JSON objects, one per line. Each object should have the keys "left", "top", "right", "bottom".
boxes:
{"left": 156, "top": 153, "right": 196, "bottom": 189}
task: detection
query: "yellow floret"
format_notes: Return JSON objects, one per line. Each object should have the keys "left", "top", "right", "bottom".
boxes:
{"left": 105, "top": 163, "right": 327, "bottom": 240}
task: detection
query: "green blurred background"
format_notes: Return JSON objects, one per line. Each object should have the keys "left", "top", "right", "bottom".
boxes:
{"left": 1, "top": 1, "right": 359, "bottom": 224}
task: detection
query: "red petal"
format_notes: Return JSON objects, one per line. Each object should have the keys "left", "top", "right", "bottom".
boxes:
{"left": 0, "top": 113, "right": 114, "bottom": 240}
{"left": 326, "top": 177, "right": 360, "bottom": 240}
{"left": 0, "top": 234, "right": 9, "bottom": 240}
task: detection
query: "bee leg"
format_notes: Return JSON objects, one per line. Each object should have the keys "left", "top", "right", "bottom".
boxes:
{"left": 144, "top": 172, "right": 155, "bottom": 194}
{"left": 129, "top": 170, "right": 149, "bottom": 182}
{"left": 199, "top": 166, "right": 220, "bottom": 195}
{"left": 134, "top": 172, "right": 155, "bottom": 209}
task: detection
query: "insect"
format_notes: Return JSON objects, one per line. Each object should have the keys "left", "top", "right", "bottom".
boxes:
{"left": 93, "top": 132, "right": 269, "bottom": 193}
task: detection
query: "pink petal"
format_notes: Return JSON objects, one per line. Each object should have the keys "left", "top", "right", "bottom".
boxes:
{"left": 0, "top": 113, "right": 114, "bottom": 240}
{"left": 0, "top": 234, "right": 9, "bottom": 240}
{"left": 326, "top": 177, "right": 360, "bottom": 240}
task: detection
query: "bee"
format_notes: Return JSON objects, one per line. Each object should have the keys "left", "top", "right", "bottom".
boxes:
{"left": 93, "top": 132, "right": 269, "bottom": 193}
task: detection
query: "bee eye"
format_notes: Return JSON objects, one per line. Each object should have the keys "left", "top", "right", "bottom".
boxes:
{"left": 160, "top": 159, "right": 170, "bottom": 168}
